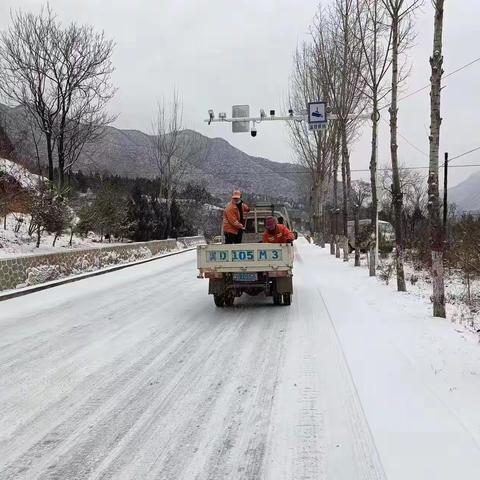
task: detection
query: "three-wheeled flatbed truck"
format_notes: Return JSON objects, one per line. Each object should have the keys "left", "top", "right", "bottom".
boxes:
{"left": 197, "top": 242, "right": 294, "bottom": 307}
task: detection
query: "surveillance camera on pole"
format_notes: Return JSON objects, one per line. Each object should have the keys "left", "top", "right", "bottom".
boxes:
{"left": 208, "top": 109, "right": 214, "bottom": 125}
{"left": 205, "top": 102, "right": 371, "bottom": 135}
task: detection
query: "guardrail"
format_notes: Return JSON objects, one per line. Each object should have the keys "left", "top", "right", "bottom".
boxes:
{"left": 177, "top": 235, "right": 207, "bottom": 248}
{"left": 0, "top": 236, "right": 205, "bottom": 292}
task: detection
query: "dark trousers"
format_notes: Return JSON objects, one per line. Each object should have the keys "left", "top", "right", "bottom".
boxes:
{"left": 225, "top": 232, "right": 242, "bottom": 244}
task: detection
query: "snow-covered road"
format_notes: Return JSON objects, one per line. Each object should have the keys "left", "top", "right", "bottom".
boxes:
{"left": 1, "top": 239, "right": 480, "bottom": 479}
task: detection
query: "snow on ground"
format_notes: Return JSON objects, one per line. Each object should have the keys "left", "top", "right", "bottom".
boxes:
{"left": 1, "top": 240, "right": 480, "bottom": 479}
{"left": 352, "top": 249, "right": 480, "bottom": 335}
{"left": 0, "top": 212, "right": 123, "bottom": 258}
{"left": 0, "top": 157, "right": 44, "bottom": 189}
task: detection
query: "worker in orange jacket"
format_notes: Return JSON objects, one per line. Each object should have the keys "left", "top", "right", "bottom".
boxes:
{"left": 262, "top": 216, "right": 295, "bottom": 244}
{"left": 223, "top": 190, "right": 250, "bottom": 244}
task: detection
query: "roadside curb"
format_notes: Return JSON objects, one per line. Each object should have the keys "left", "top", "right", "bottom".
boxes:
{"left": 0, "top": 247, "right": 197, "bottom": 302}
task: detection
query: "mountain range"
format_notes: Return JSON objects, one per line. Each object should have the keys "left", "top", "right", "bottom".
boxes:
{"left": 0, "top": 104, "right": 307, "bottom": 201}
{"left": 448, "top": 170, "right": 480, "bottom": 213}
{"left": 2, "top": 103, "right": 479, "bottom": 211}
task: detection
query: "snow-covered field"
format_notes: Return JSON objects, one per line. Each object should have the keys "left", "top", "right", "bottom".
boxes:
{"left": 1, "top": 158, "right": 120, "bottom": 258}
{"left": 1, "top": 239, "right": 480, "bottom": 479}
{"left": 367, "top": 252, "right": 480, "bottom": 334}
{"left": 0, "top": 213, "right": 123, "bottom": 258}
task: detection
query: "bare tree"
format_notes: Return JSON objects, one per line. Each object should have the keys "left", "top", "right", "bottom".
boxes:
{"left": 0, "top": 5, "right": 115, "bottom": 190}
{"left": 312, "top": 1, "right": 367, "bottom": 262}
{"left": 427, "top": 0, "right": 446, "bottom": 317}
{"left": 0, "top": 112, "right": 15, "bottom": 159}
{"left": 381, "top": 0, "right": 423, "bottom": 291}
{"left": 351, "top": 179, "right": 371, "bottom": 266}
{"left": 355, "top": 0, "right": 393, "bottom": 276}
{"left": 0, "top": 6, "right": 58, "bottom": 182}
{"left": 51, "top": 21, "right": 115, "bottom": 190}
{"left": 332, "top": 131, "right": 342, "bottom": 257}
{"left": 149, "top": 94, "right": 203, "bottom": 237}
{"left": 288, "top": 43, "right": 335, "bottom": 247}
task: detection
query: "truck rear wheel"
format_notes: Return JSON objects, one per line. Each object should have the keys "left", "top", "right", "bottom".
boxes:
{"left": 273, "top": 294, "right": 282, "bottom": 305}
{"left": 213, "top": 294, "right": 224, "bottom": 307}
{"left": 224, "top": 292, "right": 235, "bottom": 307}
{"left": 282, "top": 293, "right": 291, "bottom": 306}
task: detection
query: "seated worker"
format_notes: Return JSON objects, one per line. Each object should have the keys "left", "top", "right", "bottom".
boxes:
{"left": 263, "top": 216, "right": 295, "bottom": 244}
{"left": 223, "top": 190, "right": 250, "bottom": 244}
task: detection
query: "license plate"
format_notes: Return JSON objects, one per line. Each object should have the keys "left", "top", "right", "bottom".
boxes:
{"left": 233, "top": 273, "right": 258, "bottom": 282}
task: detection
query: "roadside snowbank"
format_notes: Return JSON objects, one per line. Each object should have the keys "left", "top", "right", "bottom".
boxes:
{"left": 0, "top": 213, "right": 124, "bottom": 258}
{"left": 349, "top": 248, "right": 480, "bottom": 334}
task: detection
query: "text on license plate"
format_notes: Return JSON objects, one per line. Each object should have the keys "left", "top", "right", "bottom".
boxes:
{"left": 233, "top": 273, "right": 258, "bottom": 282}
{"left": 207, "top": 249, "right": 283, "bottom": 262}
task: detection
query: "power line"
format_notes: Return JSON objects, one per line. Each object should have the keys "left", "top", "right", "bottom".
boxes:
{"left": 449, "top": 145, "right": 480, "bottom": 163}
{"left": 180, "top": 163, "right": 480, "bottom": 176}
{"left": 379, "top": 55, "right": 480, "bottom": 110}
{"left": 439, "top": 145, "right": 480, "bottom": 168}
{"left": 379, "top": 117, "right": 428, "bottom": 156}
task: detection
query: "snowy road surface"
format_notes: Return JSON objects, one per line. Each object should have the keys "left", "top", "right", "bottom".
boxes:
{"left": 2, "top": 239, "right": 480, "bottom": 479}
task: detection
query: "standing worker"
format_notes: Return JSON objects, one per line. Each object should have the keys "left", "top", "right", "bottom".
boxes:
{"left": 263, "top": 216, "right": 295, "bottom": 244}
{"left": 223, "top": 190, "right": 250, "bottom": 244}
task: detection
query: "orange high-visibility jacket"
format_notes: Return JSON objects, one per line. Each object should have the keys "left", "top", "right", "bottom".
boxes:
{"left": 262, "top": 224, "right": 295, "bottom": 243}
{"left": 223, "top": 201, "right": 250, "bottom": 234}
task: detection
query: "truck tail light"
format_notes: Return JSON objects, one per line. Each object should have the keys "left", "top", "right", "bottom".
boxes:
{"left": 267, "top": 271, "right": 289, "bottom": 278}
{"left": 205, "top": 271, "right": 223, "bottom": 279}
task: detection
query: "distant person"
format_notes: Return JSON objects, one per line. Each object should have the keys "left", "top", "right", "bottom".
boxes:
{"left": 263, "top": 216, "right": 295, "bottom": 244}
{"left": 223, "top": 190, "right": 250, "bottom": 244}
{"left": 235, "top": 191, "right": 250, "bottom": 243}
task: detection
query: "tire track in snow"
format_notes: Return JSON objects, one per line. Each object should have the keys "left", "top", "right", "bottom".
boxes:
{"left": 0, "top": 269, "right": 193, "bottom": 447}
{"left": 1, "top": 242, "right": 389, "bottom": 479}
{"left": 0, "top": 266, "right": 201, "bottom": 478}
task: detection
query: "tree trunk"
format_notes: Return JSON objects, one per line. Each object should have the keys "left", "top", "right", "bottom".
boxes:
{"left": 3, "top": 214, "right": 6, "bottom": 230}
{"left": 312, "top": 181, "right": 320, "bottom": 244}
{"left": 318, "top": 187, "right": 326, "bottom": 248}
{"left": 45, "top": 131, "right": 54, "bottom": 184}
{"left": 52, "top": 233, "right": 58, "bottom": 247}
{"left": 36, "top": 224, "right": 41, "bottom": 248}
{"left": 389, "top": 15, "right": 406, "bottom": 292}
{"left": 341, "top": 148, "right": 349, "bottom": 262}
{"left": 369, "top": 100, "right": 379, "bottom": 277}
{"left": 69, "top": 228, "right": 74, "bottom": 246}
{"left": 335, "top": 211, "right": 341, "bottom": 258}
{"left": 466, "top": 272, "right": 471, "bottom": 305}
{"left": 354, "top": 206, "right": 360, "bottom": 266}
{"left": 330, "top": 210, "right": 335, "bottom": 255}
{"left": 333, "top": 142, "right": 340, "bottom": 258}
{"left": 58, "top": 139, "right": 65, "bottom": 192}
{"left": 428, "top": 0, "right": 446, "bottom": 318}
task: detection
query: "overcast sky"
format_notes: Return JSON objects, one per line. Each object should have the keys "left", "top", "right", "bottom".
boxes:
{"left": 1, "top": 0, "right": 479, "bottom": 187}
